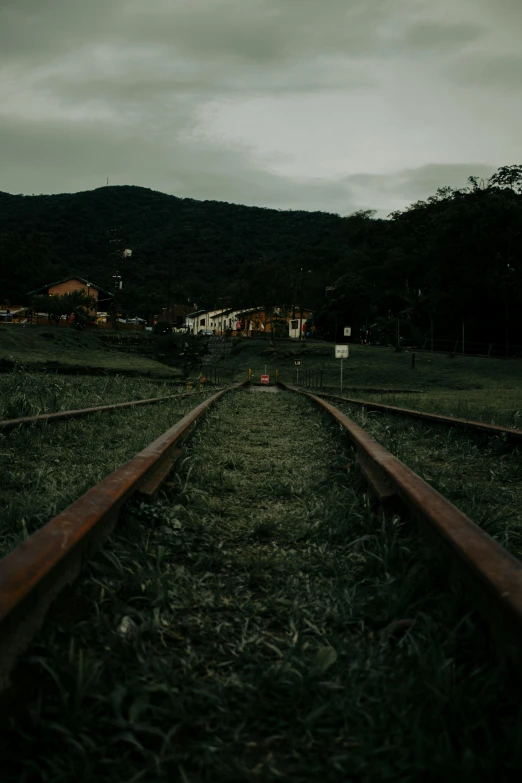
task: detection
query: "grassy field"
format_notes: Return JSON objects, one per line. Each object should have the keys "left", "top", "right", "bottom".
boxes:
{"left": 222, "top": 338, "right": 522, "bottom": 422}
{"left": 3, "top": 389, "right": 522, "bottom": 781}
{"left": 0, "top": 324, "right": 179, "bottom": 376}
{"left": 0, "top": 388, "right": 216, "bottom": 559}
{"left": 227, "top": 338, "right": 522, "bottom": 391}
{"left": 0, "top": 371, "right": 189, "bottom": 420}
{"left": 3, "top": 327, "right": 522, "bottom": 421}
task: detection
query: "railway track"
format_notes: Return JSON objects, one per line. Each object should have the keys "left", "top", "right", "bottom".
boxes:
{"left": 2, "top": 383, "right": 522, "bottom": 779}
{"left": 0, "top": 389, "right": 204, "bottom": 433}
{"left": 299, "top": 386, "right": 522, "bottom": 561}
{"left": 312, "top": 389, "right": 522, "bottom": 443}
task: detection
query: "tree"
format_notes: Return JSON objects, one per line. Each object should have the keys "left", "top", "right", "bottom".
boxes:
{"left": 31, "top": 290, "right": 97, "bottom": 327}
{"left": 233, "top": 255, "right": 292, "bottom": 346}
{"left": 489, "top": 165, "right": 522, "bottom": 194}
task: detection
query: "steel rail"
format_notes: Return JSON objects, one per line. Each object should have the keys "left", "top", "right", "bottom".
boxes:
{"left": 0, "top": 390, "right": 212, "bottom": 434}
{"left": 312, "top": 390, "right": 522, "bottom": 443}
{"left": 280, "top": 383, "right": 522, "bottom": 671}
{"left": 0, "top": 385, "right": 241, "bottom": 692}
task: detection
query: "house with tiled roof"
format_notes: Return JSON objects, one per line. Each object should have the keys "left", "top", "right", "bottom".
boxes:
{"left": 28, "top": 276, "right": 113, "bottom": 310}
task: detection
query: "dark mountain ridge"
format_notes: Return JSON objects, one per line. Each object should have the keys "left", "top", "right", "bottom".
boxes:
{"left": 0, "top": 186, "right": 342, "bottom": 315}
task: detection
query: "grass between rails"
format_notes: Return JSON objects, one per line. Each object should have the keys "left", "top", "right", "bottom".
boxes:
{"left": 0, "top": 389, "right": 214, "bottom": 559}
{"left": 0, "top": 371, "right": 189, "bottom": 420}
{"left": 332, "top": 401, "right": 522, "bottom": 560}
{"left": 3, "top": 389, "right": 522, "bottom": 781}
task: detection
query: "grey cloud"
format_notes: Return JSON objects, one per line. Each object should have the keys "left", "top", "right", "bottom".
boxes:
{"left": 402, "top": 21, "right": 483, "bottom": 53}
{"left": 344, "top": 163, "right": 497, "bottom": 211}
{"left": 0, "top": 114, "right": 357, "bottom": 213}
{"left": 50, "top": 58, "right": 377, "bottom": 110}
{"left": 0, "top": 0, "right": 485, "bottom": 72}
{"left": 0, "top": 0, "right": 517, "bottom": 217}
{"left": 446, "top": 53, "right": 522, "bottom": 88}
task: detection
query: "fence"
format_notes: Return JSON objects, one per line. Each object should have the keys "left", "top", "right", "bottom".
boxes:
{"left": 414, "top": 338, "right": 522, "bottom": 358}
{"left": 202, "top": 366, "right": 235, "bottom": 386}
{"left": 0, "top": 318, "right": 146, "bottom": 332}
{"left": 292, "top": 368, "right": 324, "bottom": 389}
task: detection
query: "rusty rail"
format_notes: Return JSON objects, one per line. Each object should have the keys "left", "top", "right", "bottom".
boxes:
{"left": 313, "top": 390, "right": 522, "bottom": 443}
{"left": 0, "top": 389, "right": 216, "bottom": 434}
{"left": 280, "top": 383, "right": 522, "bottom": 671}
{"left": 0, "top": 385, "right": 241, "bottom": 692}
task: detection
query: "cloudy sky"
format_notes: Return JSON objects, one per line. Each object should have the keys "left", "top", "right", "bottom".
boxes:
{"left": 1, "top": 0, "right": 520, "bottom": 216}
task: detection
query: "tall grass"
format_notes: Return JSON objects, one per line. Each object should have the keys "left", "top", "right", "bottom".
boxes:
{"left": 3, "top": 390, "right": 522, "bottom": 781}
{"left": 355, "top": 390, "right": 522, "bottom": 429}
{"left": 0, "top": 388, "right": 214, "bottom": 558}
{"left": 335, "top": 402, "right": 522, "bottom": 559}
{"left": 0, "top": 370, "right": 185, "bottom": 420}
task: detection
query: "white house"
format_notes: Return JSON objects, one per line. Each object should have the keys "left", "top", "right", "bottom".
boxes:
{"left": 186, "top": 307, "right": 244, "bottom": 335}
{"left": 186, "top": 305, "right": 312, "bottom": 337}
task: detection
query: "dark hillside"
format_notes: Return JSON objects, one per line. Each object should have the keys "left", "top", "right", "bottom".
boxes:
{"left": 0, "top": 186, "right": 342, "bottom": 315}
{"left": 1, "top": 165, "right": 522, "bottom": 348}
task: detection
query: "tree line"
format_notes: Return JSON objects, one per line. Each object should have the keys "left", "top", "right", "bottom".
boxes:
{"left": 1, "top": 165, "right": 521, "bottom": 351}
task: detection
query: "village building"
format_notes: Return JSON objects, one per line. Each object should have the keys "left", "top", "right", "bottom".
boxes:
{"left": 0, "top": 306, "right": 32, "bottom": 323}
{"left": 28, "top": 276, "right": 113, "bottom": 312}
{"left": 186, "top": 305, "right": 313, "bottom": 337}
{"left": 160, "top": 303, "right": 190, "bottom": 329}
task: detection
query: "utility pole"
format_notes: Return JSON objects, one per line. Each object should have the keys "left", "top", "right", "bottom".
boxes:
{"left": 109, "top": 229, "right": 122, "bottom": 330}
{"left": 298, "top": 267, "right": 304, "bottom": 340}
{"left": 298, "top": 267, "right": 312, "bottom": 341}
{"left": 168, "top": 258, "right": 173, "bottom": 323}
{"left": 109, "top": 228, "right": 131, "bottom": 330}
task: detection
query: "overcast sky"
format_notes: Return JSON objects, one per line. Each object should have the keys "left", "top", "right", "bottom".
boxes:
{"left": 1, "top": 0, "right": 520, "bottom": 217}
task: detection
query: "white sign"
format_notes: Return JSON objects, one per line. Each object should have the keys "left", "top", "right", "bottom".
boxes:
{"left": 335, "top": 345, "right": 349, "bottom": 359}
{"left": 344, "top": 327, "right": 351, "bottom": 337}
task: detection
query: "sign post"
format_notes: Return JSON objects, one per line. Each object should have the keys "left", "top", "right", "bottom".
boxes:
{"left": 294, "top": 358, "right": 301, "bottom": 387}
{"left": 335, "top": 345, "right": 349, "bottom": 394}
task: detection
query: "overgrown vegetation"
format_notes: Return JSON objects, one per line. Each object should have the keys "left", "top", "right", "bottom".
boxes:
{"left": 3, "top": 390, "right": 522, "bottom": 781}
{"left": 0, "top": 388, "right": 213, "bottom": 558}
{"left": 0, "top": 371, "right": 183, "bottom": 420}
{"left": 334, "top": 402, "right": 522, "bottom": 560}
{"left": 352, "top": 389, "right": 522, "bottom": 429}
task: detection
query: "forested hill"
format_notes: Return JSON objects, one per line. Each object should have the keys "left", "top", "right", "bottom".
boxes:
{"left": 1, "top": 165, "right": 522, "bottom": 347}
{"left": 0, "top": 186, "right": 342, "bottom": 314}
